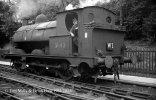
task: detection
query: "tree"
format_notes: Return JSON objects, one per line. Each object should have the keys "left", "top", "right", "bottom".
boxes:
{"left": 102, "top": 0, "right": 156, "bottom": 41}
{"left": 38, "top": 0, "right": 78, "bottom": 21}
{"left": 0, "top": 1, "right": 21, "bottom": 48}
{"left": 123, "top": 0, "right": 156, "bottom": 41}
{"left": 142, "top": 1, "right": 156, "bottom": 42}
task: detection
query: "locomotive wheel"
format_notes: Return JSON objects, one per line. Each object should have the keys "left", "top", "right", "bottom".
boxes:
{"left": 34, "top": 67, "right": 45, "bottom": 75}
{"left": 12, "top": 62, "right": 23, "bottom": 72}
{"left": 78, "top": 63, "right": 91, "bottom": 79}
{"left": 57, "top": 62, "right": 73, "bottom": 80}
{"left": 23, "top": 67, "right": 36, "bottom": 74}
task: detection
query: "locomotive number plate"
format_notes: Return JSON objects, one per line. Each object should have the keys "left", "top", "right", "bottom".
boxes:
{"left": 55, "top": 42, "right": 66, "bottom": 48}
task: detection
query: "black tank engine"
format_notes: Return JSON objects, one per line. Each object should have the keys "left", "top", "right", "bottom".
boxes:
{"left": 3, "top": 6, "right": 137, "bottom": 80}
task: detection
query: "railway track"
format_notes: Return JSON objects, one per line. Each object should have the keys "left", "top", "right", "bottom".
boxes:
{"left": 36, "top": 75, "right": 156, "bottom": 100}
{"left": 0, "top": 64, "right": 143, "bottom": 100}
{"left": 1, "top": 64, "right": 156, "bottom": 100}
{"left": 69, "top": 78, "right": 156, "bottom": 100}
{"left": 0, "top": 90, "right": 24, "bottom": 100}
{"left": 0, "top": 70, "right": 97, "bottom": 100}
{"left": 0, "top": 75, "right": 88, "bottom": 100}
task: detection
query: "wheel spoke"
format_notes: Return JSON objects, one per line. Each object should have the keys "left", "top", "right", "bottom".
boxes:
{"left": 58, "top": 62, "right": 73, "bottom": 80}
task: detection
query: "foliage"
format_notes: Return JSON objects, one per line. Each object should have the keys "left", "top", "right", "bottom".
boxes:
{"left": 39, "top": 5, "right": 60, "bottom": 21}
{"left": 38, "top": 0, "right": 78, "bottom": 21}
{"left": 0, "top": 1, "right": 21, "bottom": 48}
{"left": 123, "top": 0, "right": 156, "bottom": 41}
{"left": 102, "top": 0, "right": 156, "bottom": 42}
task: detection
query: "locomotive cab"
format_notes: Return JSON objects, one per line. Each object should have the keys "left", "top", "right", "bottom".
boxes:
{"left": 49, "top": 6, "right": 127, "bottom": 79}
{"left": 50, "top": 6, "right": 124, "bottom": 57}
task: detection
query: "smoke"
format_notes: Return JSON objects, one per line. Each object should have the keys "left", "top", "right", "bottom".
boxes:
{"left": 14, "top": 0, "right": 62, "bottom": 20}
{"left": 15, "top": 0, "right": 38, "bottom": 19}
{"left": 65, "top": 0, "right": 110, "bottom": 10}
{"left": 65, "top": 3, "right": 78, "bottom": 10}
{"left": 79, "top": 0, "right": 110, "bottom": 8}
{"left": 3, "top": 43, "right": 14, "bottom": 50}
{"left": 14, "top": 0, "right": 110, "bottom": 19}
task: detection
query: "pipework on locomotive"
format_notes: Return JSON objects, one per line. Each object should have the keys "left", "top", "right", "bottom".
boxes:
{"left": 2, "top": 6, "right": 137, "bottom": 81}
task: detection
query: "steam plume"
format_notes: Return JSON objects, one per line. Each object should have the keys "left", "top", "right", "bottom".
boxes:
{"left": 79, "top": 0, "right": 110, "bottom": 8}
{"left": 15, "top": 0, "right": 38, "bottom": 19}
{"left": 14, "top": 0, "right": 110, "bottom": 19}
{"left": 15, "top": 0, "right": 62, "bottom": 20}
{"left": 65, "top": 3, "right": 78, "bottom": 10}
{"left": 66, "top": 0, "right": 110, "bottom": 10}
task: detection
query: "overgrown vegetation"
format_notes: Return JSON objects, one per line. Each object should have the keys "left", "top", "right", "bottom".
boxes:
{"left": 0, "top": 1, "right": 21, "bottom": 48}
{"left": 102, "top": 0, "right": 156, "bottom": 42}
{"left": 123, "top": 0, "right": 156, "bottom": 42}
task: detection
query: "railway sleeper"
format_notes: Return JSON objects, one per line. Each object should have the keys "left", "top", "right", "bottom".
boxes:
{"left": 1, "top": 66, "right": 149, "bottom": 100}
{"left": 0, "top": 91, "right": 23, "bottom": 100}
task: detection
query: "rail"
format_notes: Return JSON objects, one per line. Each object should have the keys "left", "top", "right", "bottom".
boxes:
{"left": 0, "top": 65, "right": 140, "bottom": 100}
{"left": 1, "top": 65, "right": 156, "bottom": 100}
{"left": 0, "top": 90, "right": 24, "bottom": 100}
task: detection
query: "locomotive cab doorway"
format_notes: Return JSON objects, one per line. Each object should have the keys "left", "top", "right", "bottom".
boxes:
{"left": 65, "top": 12, "right": 78, "bottom": 55}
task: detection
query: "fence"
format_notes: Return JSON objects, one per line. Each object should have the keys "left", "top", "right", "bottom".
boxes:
{"left": 120, "top": 49, "right": 156, "bottom": 78}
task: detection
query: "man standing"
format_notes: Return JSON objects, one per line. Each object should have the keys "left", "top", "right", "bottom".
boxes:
{"left": 70, "top": 18, "right": 78, "bottom": 54}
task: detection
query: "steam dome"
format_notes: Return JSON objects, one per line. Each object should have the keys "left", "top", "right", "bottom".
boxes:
{"left": 35, "top": 14, "right": 48, "bottom": 23}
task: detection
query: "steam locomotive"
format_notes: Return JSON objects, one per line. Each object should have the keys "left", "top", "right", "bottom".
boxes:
{"left": 2, "top": 6, "right": 136, "bottom": 81}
